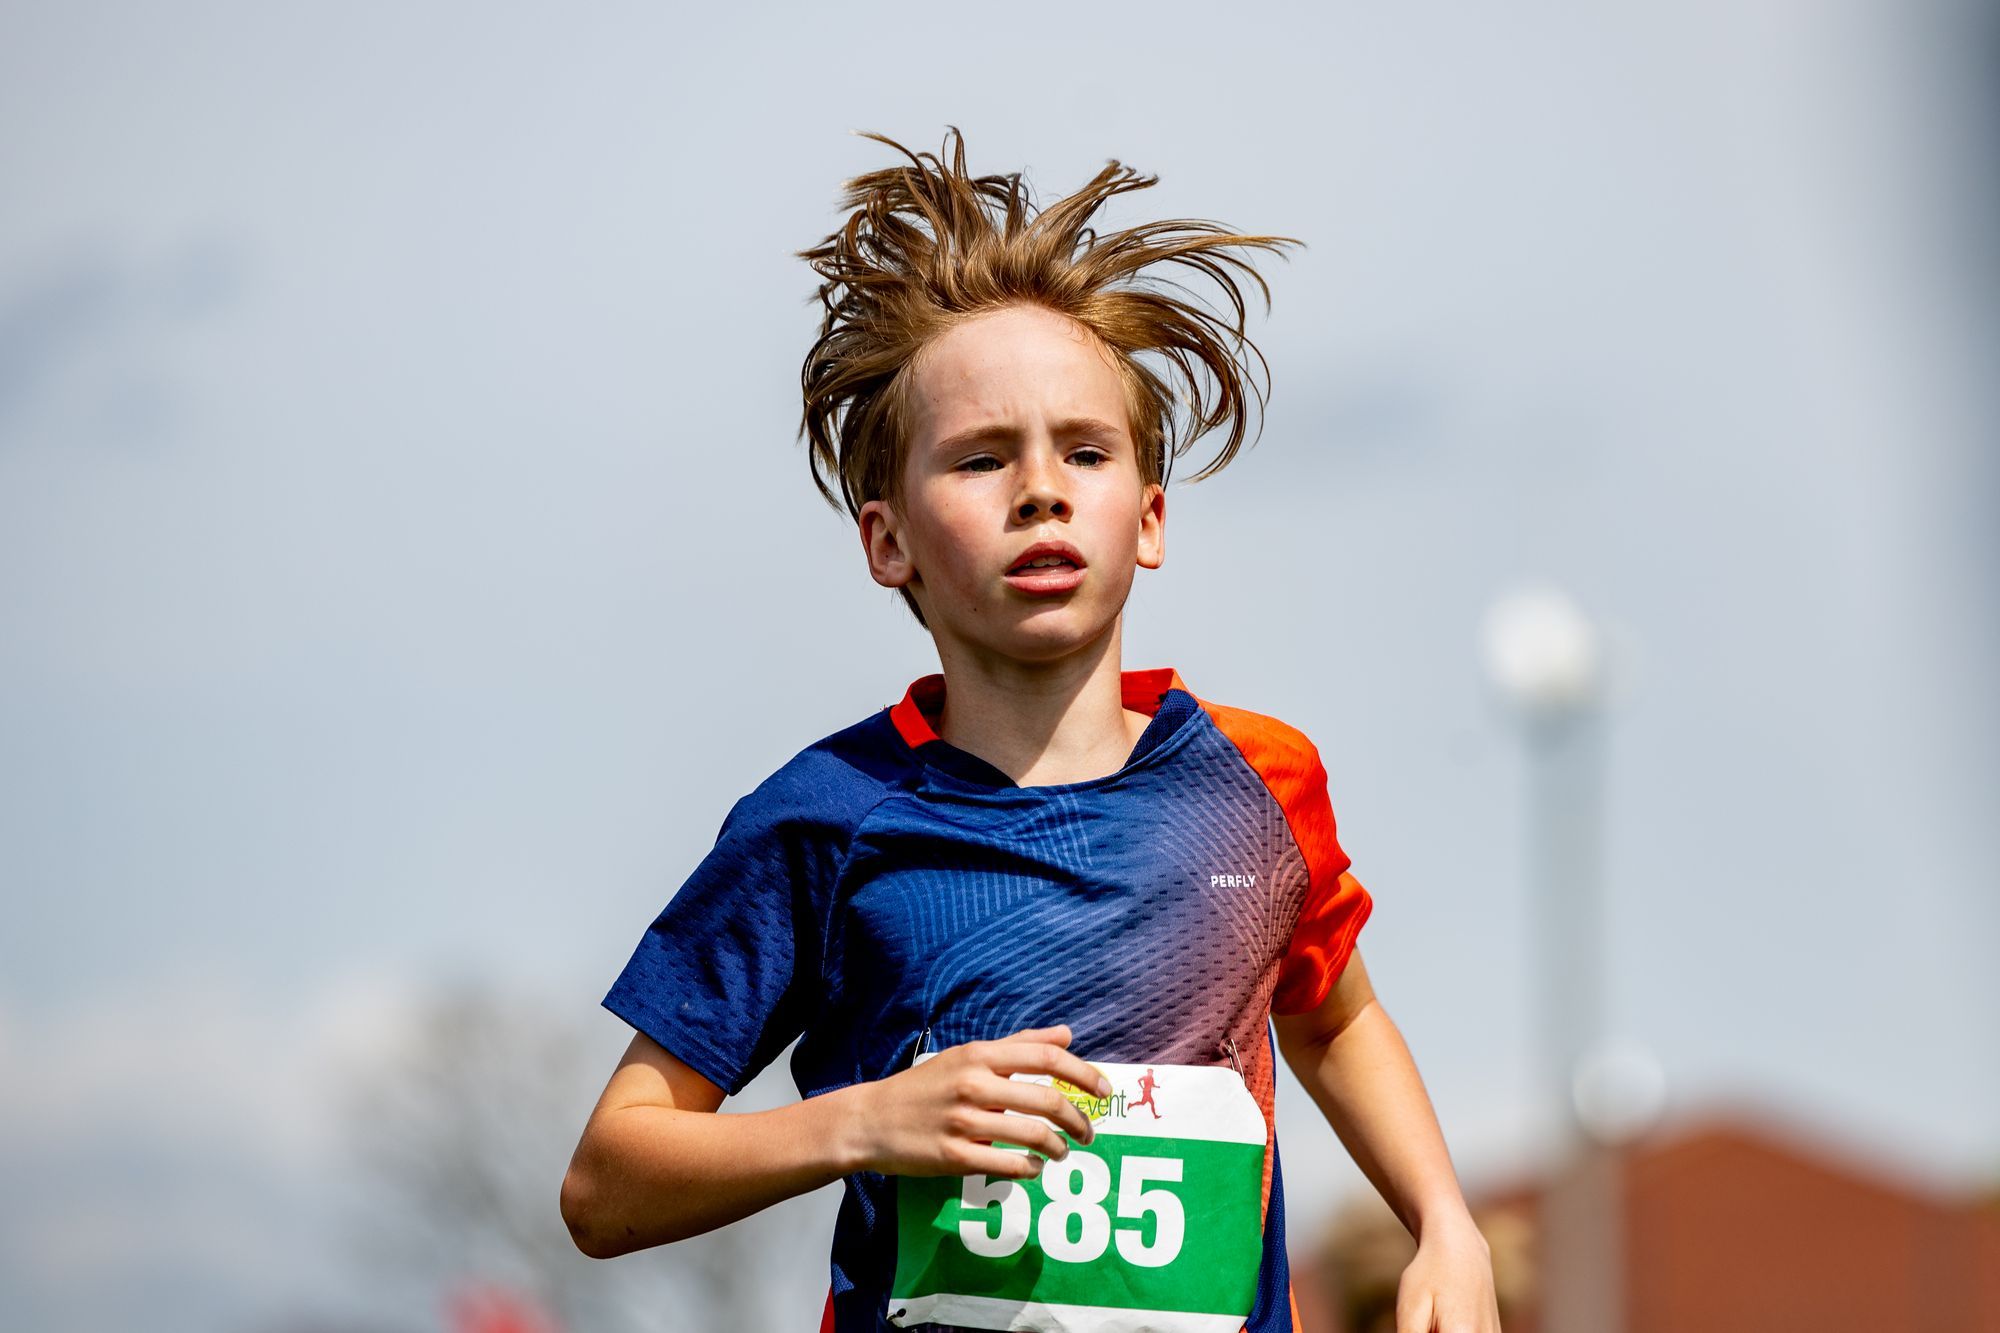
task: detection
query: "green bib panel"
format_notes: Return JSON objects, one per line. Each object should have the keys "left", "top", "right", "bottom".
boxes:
{"left": 890, "top": 1058, "right": 1268, "bottom": 1333}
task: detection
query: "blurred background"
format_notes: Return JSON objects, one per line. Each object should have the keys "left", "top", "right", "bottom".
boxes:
{"left": 3, "top": 1, "right": 1996, "bottom": 1330}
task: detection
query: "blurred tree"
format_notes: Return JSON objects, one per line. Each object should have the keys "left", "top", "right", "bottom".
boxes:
{"left": 334, "top": 978, "right": 818, "bottom": 1333}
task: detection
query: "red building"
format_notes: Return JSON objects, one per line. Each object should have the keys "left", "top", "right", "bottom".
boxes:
{"left": 1299, "top": 1110, "right": 2000, "bottom": 1333}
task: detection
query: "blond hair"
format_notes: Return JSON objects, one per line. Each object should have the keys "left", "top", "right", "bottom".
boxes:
{"left": 797, "top": 127, "right": 1299, "bottom": 625}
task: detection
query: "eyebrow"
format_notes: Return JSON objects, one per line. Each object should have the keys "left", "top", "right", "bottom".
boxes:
{"left": 931, "top": 417, "right": 1127, "bottom": 455}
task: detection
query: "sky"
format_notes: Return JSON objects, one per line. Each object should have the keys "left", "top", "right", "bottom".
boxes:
{"left": 2, "top": 2, "right": 1996, "bottom": 1331}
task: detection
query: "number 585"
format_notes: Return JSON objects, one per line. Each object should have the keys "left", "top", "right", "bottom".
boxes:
{"left": 958, "top": 1151, "right": 1185, "bottom": 1267}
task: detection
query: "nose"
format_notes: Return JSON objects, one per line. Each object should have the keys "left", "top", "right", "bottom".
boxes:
{"left": 1014, "top": 441, "right": 1070, "bottom": 521}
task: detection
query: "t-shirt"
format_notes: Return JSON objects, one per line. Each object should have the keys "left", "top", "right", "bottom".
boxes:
{"left": 603, "top": 666, "right": 1374, "bottom": 1333}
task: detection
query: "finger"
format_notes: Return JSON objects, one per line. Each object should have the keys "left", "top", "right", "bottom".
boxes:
{"left": 959, "top": 1031, "right": 1064, "bottom": 1070}
{"left": 1055, "top": 1052, "right": 1114, "bottom": 1101}
{"left": 960, "top": 1070, "right": 1093, "bottom": 1144}
{"left": 986, "top": 1038, "right": 1113, "bottom": 1100}
{"left": 963, "top": 1108, "right": 1072, "bottom": 1163}
{"left": 1008, "top": 1078, "right": 1099, "bottom": 1144}
{"left": 1395, "top": 1289, "right": 1434, "bottom": 1333}
{"left": 959, "top": 1141, "right": 1047, "bottom": 1180}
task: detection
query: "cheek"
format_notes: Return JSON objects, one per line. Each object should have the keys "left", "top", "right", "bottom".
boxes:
{"left": 1099, "top": 493, "right": 1148, "bottom": 544}
{"left": 908, "top": 503, "right": 985, "bottom": 585}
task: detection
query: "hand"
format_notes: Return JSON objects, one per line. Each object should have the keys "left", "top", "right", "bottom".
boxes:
{"left": 1396, "top": 1212, "right": 1501, "bottom": 1333}
{"left": 849, "top": 1024, "right": 1112, "bottom": 1180}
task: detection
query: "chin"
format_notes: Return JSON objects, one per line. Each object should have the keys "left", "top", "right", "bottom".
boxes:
{"left": 989, "top": 607, "right": 1121, "bottom": 659}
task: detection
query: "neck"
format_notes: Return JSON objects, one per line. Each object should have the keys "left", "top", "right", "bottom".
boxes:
{"left": 930, "top": 619, "right": 1151, "bottom": 786}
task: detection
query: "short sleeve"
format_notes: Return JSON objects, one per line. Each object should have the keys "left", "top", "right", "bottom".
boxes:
{"left": 1268, "top": 747, "right": 1374, "bottom": 1017}
{"left": 603, "top": 775, "right": 844, "bottom": 1096}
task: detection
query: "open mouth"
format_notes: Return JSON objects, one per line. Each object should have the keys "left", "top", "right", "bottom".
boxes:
{"left": 1004, "top": 542, "right": 1087, "bottom": 594}
{"left": 1006, "top": 542, "right": 1086, "bottom": 575}
{"left": 1011, "top": 554, "right": 1080, "bottom": 573}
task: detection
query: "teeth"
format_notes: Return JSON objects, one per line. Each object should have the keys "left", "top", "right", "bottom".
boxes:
{"left": 1021, "top": 555, "right": 1072, "bottom": 569}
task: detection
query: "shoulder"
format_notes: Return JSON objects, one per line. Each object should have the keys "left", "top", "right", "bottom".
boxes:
{"left": 721, "top": 707, "right": 915, "bottom": 839}
{"left": 1188, "top": 694, "right": 1353, "bottom": 884}
{"left": 1187, "top": 694, "right": 1326, "bottom": 780}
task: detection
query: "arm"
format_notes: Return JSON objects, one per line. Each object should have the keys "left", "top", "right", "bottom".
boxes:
{"left": 560, "top": 1032, "right": 864, "bottom": 1257}
{"left": 560, "top": 1025, "right": 1109, "bottom": 1260}
{"left": 1273, "top": 947, "right": 1500, "bottom": 1333}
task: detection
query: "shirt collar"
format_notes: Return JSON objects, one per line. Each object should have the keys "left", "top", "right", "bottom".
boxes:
{"left": 888, "top": 666, "right": 1191, "bottom": 751}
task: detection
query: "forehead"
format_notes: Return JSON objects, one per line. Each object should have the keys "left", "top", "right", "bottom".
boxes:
{"left": 905, "top": 304, "right": 1129, "bottom": 447}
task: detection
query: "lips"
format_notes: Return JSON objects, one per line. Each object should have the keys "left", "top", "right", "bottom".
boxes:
{"left": 1006, "top": 541, "right": 1086, "bottom": 575}
{"left": 1004, "top": 540, "right": 1087, "bottom": 596}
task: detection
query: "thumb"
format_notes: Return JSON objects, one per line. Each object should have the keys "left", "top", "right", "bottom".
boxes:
{"left": 1396, "top": 1287, "right": 1435, "bottom": 1333}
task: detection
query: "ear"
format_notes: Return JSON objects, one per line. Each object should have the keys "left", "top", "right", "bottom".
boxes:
{"left": 859, "top": 498, "right": 918, "bottom": 589}
{"left": 1135, "top": 482, "right": 1166, "bottom": 570}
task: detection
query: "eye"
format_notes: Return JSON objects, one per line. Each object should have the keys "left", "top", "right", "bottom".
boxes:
{"left": 1070, "top": 448, "right": 1111, "bottom": 468}
{"left": 958, "top": 456, "right": 1003, "bottom": 473}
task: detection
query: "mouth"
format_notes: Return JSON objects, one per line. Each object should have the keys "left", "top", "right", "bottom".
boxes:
{"left": 1004, "top": 541, "right": 1087, "bottom": 596}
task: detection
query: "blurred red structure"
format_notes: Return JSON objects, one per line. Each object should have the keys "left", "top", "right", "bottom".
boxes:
{"left": 445, "top": 1281, "right": 561, "bottom": 1333}
{"left": 1302, "top": 1112, "right": 2000, "bottom": 1332}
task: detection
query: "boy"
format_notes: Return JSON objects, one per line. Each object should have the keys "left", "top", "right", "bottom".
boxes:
{"left": 562, "top": 130, "right": 1500, "bottom": 1333}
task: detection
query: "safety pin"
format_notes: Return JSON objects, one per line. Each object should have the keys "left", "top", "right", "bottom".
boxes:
{"left": 1222, "top": 1035, "right": 1243, "bottom": 1077}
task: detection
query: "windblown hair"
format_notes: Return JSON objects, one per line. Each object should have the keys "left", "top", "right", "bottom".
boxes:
{"left": 797, "top": 126, "right": 1300, "bottom": 624}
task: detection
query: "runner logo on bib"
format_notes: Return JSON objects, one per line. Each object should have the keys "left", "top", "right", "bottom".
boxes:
{"left": 890, "top": 1054, "right": 1268, "bottom": 1333}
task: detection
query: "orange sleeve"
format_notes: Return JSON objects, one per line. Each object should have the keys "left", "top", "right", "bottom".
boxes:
{"left": 1198, "top": 700, "right": 1374, "bottom": 1016}
{"left": 1277, "top": 864, "right": 1373, "bottom": 1016}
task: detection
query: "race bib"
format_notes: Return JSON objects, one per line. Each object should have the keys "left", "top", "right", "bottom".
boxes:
{"left": 889, "top": 1055, "right": 1268, "bottom": 1333}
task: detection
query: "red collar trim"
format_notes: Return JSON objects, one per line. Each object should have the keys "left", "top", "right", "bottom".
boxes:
{"left": 887, "top": 667, "right": 1191, "bottom": 750}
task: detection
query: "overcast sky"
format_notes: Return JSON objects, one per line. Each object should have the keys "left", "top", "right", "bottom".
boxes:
{"left": 3, "top": 3, "right": 1996, "bottom": 1331}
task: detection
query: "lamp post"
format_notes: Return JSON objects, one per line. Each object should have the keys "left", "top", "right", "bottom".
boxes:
{"left": 1480, "top": 585, "right": 1656, "bottom": 1333}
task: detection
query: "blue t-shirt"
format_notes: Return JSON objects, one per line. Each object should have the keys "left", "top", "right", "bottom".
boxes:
{"left": 604, "top": 667, "right": 1373, "bottom": 1333}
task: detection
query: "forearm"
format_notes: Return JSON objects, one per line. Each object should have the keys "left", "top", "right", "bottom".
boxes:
{"left": 1281, "top": 999, "right": 1477, "bottom": 1243}
{"left": 562, "top": 1082, "right": 867, "bottom": 1257}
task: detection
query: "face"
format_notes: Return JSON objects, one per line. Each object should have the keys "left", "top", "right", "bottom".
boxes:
{"left": 859, "top": 303, "right": 1165, "bottom": 670}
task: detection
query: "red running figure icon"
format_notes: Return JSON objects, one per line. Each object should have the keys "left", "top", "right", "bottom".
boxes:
{"left": 1133, "top": 1067, "right": 1162, "bottom": 1119}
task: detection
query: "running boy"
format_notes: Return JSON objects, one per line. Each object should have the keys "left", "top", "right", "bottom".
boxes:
{"left": 562, "top": 129, "right": 1500, "bottom": 1333}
